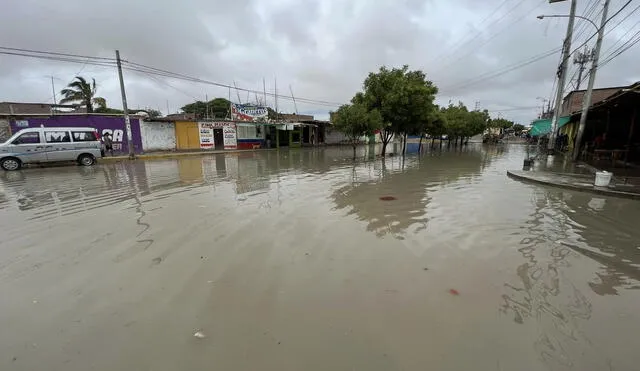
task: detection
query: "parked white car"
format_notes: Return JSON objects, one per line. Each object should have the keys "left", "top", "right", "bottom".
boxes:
{"left": 0, "top": 127, "right": 102, "bottom": 171}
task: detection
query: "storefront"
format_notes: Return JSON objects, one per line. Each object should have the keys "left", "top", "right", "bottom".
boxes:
{"left": 236, "top": 123, "right": 266, "bottom": 149}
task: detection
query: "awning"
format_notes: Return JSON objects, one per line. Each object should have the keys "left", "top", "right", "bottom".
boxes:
{"left": 530, "top": 116, "right": 571, "bottom": 136}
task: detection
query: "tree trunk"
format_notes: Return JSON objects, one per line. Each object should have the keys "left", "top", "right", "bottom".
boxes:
{"left": 380, "top": 129, "right": 392, "bottom": 157}
{"left": 431, "top": 137, "right": 435, "bottom": 148}
{"left": 402, "top": 133, "right": 407, "bottom": 158}
{"left": 418, "top": 134, "right": 424, "bottom": 153}
{"left": 352, "top": 143, "right": 356, "bottom": 159}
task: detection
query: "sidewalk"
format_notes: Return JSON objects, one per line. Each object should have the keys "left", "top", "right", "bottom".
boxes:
{"left": 100, "top": 148, "right": 276, "bottom": 162}
{"left": 507, "top": 170, "right": 640, "bottom": 200}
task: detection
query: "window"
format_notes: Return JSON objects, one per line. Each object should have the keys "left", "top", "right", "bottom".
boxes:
{"left": 45, "top": 131, "right": 71, "bottom": 143}
{"left": 72, "top": 131, "right": 98, "bottom": 142}
{"left": 237, "top": 125, "right": 256, "bottom": 139}
{"left": 12, "top": 132, "right": 40, "bottom": 144}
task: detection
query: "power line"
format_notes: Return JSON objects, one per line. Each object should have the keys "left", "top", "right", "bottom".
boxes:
{"left": 439, "top": 47, "right": 561, "bottom": 94}
{"left": 433, "top": 0, "right": 541, "bottom": 72}
{"left": 427, "top": 0, "right": 511, "bottom": 65}
{"left": 573, "top": 0, "right": 601, "bottom": 42}
{"left": 120, "top": 60, "right": 343, "bottom": 107}
{"left": 0, "top": 46, "right": 344, "bottom": 109}
{"left": 599, "top": 30, "right": 640, "bottom": 67}
{"left": 0, "top": 50, "right": 117, "bottom": 68}
{"left": 600, "top": 6, "right": 640, "bottom": 55}
{"left": 607, "top": 0, "right": 634, "bottom": 24}
{"left": 568, "top": 0, "right": 638, "bottom": 57}
{"left": 136, "top": 70, "right": 200, "bottom": 101}
{"left": 0, "top": 46, "right": 114, "bottom": 61}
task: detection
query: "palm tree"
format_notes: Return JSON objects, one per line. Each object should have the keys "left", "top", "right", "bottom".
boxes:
{"left": 59, "top": 76, "right": 106, "bottom": 113}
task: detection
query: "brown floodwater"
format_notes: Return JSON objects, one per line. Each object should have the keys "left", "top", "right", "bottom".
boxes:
{"left": 0, "top": 144, "right": 638, "bottom": 371}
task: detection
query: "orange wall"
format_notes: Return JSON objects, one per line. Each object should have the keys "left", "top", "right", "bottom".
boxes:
{"left": 175, "top": 121, "right": 200, "bottom": 150}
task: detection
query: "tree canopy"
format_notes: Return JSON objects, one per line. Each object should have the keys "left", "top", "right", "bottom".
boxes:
{"left": 181, "top": 98, "right": 231, "bottom": 119}
{"left": 488, "top": 118, "right": 514, "bottom": 130}
{"left": 331, "top": 64, "right": 518, "bottom": 156}
{"left": 438, "top": 103, "right": 489, "bottom": 140}
{"left": 351, "top": 65, "right": 439, "bottom": 155}
{"left": 331, "top": 103, "right": 382, "bottom": 150}
{"left": 59, "top": 76, "right": 105, "bottom": 113}
{"left": 512, "top": 123, "right": 526, "bottom": 134}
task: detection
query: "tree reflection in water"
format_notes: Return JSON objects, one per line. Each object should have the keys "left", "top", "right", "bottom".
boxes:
{"left": 331, "top": 150, "right": 487, "bottom": 239}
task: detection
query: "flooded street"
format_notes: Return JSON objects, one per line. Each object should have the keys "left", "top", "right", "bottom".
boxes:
{"left": 1, "top": 144, "right": 639, "bottom": 371}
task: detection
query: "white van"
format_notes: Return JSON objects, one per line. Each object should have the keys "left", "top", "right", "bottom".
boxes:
{"left": 0, "top": 127, "right": 102, "bottom": 171}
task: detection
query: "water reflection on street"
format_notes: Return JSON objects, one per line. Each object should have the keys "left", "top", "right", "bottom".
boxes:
{"left": 0, "top": 144, "right": 638, "bottom": 371}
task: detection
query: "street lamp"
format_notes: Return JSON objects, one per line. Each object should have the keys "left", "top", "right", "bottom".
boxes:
{"left": 536, "top": 14, "right": 599, "bottom": 31}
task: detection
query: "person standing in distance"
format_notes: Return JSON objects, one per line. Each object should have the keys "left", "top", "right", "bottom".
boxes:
{"left": 102, "top": 132, "right": 114, "bottom": 156}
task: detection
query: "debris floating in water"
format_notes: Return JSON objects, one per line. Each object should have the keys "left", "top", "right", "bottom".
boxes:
{"left": 379, "top": 196, "right": 397, "bottom": 201}
{"left": 193, "top": 330, "right": 206, "bottom": 339}
{"left": 449, "top": 289, "right": 460, "bottom": 296}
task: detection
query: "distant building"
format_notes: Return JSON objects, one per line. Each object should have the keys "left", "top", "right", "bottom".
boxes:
{"left": 279, "top": 113, "right": 314, "bottom": 122}
{"left": 560, "top": 86, "right": 623, "bottom": 116}
{"left": 0, "top": 102, "right": 86, "bottom": 115}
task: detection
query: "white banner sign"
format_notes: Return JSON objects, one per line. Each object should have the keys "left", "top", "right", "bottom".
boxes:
{"left": 231, "top": 103, "right": 268, "bottom": 121}
{"left": 223, "top": 125, "right": 237, "bottom": 149}
{"left": 198, "top": 122, "right": 214, "bottom": 149}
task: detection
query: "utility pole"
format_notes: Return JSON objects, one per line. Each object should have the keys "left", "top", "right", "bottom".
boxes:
{"left": 474, "top": 100, "right": 480, "bottom": 111}
{"left": 233, "top": 81, "right": 242, "bottom": 104}
{"left": 115, "top": 50, "right": 135, "bottom": 159}
{"left": 548, "top": 0, "right": 577, "bottom": 152}
{"left": 263, "top": 78, "right": 267, "bottom": 108}
{"left": 573, "top": 0, "right": 610, "bottom": 161}
{"left": 289, "top": 85, "right": 298, "bottom": 115}
{"left": 274, "top": 77, "right": 279, "bottom": 120}
{"left": 50, "top": 76, "right": 57, "bottom": 106}
{"left": 573, "top": 47, "right": 592, "bottom": 90}
{"left": 227, "top": 87, "right": 232, "bottom": 120}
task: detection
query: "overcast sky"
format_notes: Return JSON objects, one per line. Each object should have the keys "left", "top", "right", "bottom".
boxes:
{"left": 1, "top": 0, "right": 639, "bottom": 124}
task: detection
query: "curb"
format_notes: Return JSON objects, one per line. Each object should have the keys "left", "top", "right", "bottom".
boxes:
{"left": 506, "top": 170, "right": 640, "bottom": 200}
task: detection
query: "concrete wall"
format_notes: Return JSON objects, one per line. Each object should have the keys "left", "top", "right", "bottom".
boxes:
{"left": 324, "top": 128, "right": 369, "bottom": 145}
{"left": 0, "top": 119, "right": 10, "bottom": 142}
{"left": 141, "top": 121, "right": 176, "bottom": 151}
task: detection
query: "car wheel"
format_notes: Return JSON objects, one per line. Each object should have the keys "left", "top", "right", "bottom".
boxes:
{"left": 1, "top": 157, "right": 22, "bottom": 171}
{"left": 78, "top": 154, "right": 95, "bottom": 166}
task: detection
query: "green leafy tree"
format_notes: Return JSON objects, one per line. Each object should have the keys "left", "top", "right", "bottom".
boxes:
{"left": 488, "top": 118, "right": 514, "bottom": 134}
{"left": 512, "top": 123, "right": 526, "bottom": 134}
{"left": 440, "top": 103, "right": 488, "bottom": 145}
{"left": 464, "top": 109, "right": 489, "bottom": 140}
{"left": 59, "top": 76, "right": 105, "bottom": 113}
{"left": 356, "top": 66, "right": 438, "bottom": 156}
{"left": 181, "top": 98, "right": 231, "bottom": 119}
{"left": 332, "top": 103, "right": 382, "bottom": 158}
{"left": 428, "top": 110, "right": 447, "bottom": 147}
{"left": 441, "top": 103, "right": 469, "bottom": 144}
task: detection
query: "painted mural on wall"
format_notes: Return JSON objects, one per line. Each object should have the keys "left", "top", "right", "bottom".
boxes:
{"left": 198, "top": 122, "right": 215, "bottom": 149}
{"left": 9, "top": 115, "right": 143, "bottom": 153}
{"left": 230, "top": 103, "right": 268, "bottom": 121}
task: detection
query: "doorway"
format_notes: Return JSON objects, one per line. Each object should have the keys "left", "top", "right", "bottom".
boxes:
{"left": 278, "top": 129, "right": 290, "bottom": 147}
{"left": 213, "top": 129, "right": 224, "bottom": 150}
